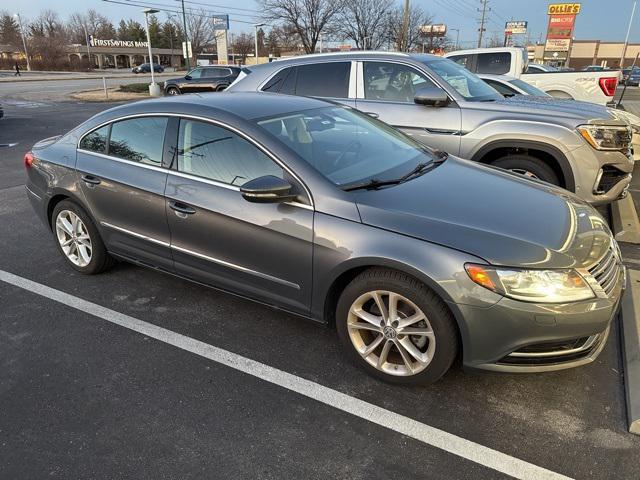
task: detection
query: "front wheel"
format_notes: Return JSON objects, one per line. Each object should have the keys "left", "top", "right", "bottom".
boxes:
{"left": 336, "top": 268, "right": 458, "bottom": 384}
{"left": 166, "top": 87, "right": 180, "bottom": 96}
{"left": 491, "top": 154, "right": 560, "bottom": 186}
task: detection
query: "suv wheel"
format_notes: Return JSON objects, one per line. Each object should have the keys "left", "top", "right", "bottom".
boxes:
{"left": 491, "top": 154, "right": 560, "bottom": 186}
{"left": 52, "top": 200, "right": 115, "bottom": 274}
{"left": 336, "top": 268, "right": 458, "bottom": 384}
{"left": 166, "top": 87, "right": 180, "bottom": 95}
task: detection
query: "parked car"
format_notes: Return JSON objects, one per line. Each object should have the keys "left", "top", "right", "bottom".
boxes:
{"left": 582, "top": 65, "right": 607, "bottom": 72}
{"left": 24, "top": 93, "right": 625, "bottom": 384}
{"left": 445, "top": 47, "right": 621, "bottom": 105}
{"left": 228, "top": 52, "right": 633, "bottom": 204}
{"left": 479, "top": 74, "right": 640, "bottom": 160}
{"left": 478, "top": 73, "right": 551, "bottom": 97}
{"left": 525, "top": 63, "right": 558, "bottom": 73}
{"left": 163, "top": 66, "right": 241, "bottom": 95}
{"left": 132, "top": 63, "right": 164, "bottom": 74}
{"left": 621, "top": 67, "right": 640, "bottom": 86}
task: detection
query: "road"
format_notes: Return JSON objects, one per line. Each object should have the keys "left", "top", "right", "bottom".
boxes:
{"left": 1, "top": 101, "right": 639, "bottom": 479}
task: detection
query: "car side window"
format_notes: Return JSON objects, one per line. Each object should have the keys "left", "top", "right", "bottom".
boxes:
{"left": 177, "top": 119, "right": 283, "bottom": 186}
{"left": 109, "top": 117, "right": 168, "bottom": 166}
{"left": 261, "top": 67, "right": 292, "bottom": 92}
{"left": 448, "top": 54, "right": 475, "bottom": 71}
{"left": 475, "top": 52, "right": 511, "bottom": 75}
{"left": 79, "top": 125, "right": 109, "bottom": 153}
{"left": 363, "top": 62, "right": 436, "bottom": 102}
{"left": 484, "top": 79, "right": 518, "bottom": 97}
{"left": 187, "top": 68, "right": 202, "bottom": 79}
{"left": 203, "top": 68, "right": 227, "bottom": 78}
{"left": 295, "top": 62, "right": 350, "bottom": 98}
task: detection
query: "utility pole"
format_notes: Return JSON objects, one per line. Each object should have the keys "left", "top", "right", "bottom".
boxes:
{"left": 400, "top": 0, "right": 410, "bottom": 51}
{"left": 620, "top": 0, "right": 637, "bottom": 69}
{"left": 180, "top": 0, "right": 191, "bottom": 70}
{"left": 477, "top": 0, "right": 489, "bottom": 48}
{"left": 14, "top": 13, "right": 31, "bottom": 71}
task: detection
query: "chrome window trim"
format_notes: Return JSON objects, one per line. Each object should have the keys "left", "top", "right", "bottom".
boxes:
{"left": 100, "top": 221, "right": 300, "bottom": 289}
{"left": 78, "top": 149, "right": 166, "bottom": 173}
{"left": 76, "top": 112, "right": 315, "bottom": 209}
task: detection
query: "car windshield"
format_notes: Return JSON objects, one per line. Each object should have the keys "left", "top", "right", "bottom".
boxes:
{"left": 257, "top": 106, "right": 435, "bottom": 188}
{"left": 508, "top": 78, "right": 550, "bottom": 96}
{"left": 422, "top": 59, "right": 502, "bottom": 101}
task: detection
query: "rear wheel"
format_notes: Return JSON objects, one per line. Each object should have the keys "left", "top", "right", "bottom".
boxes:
{"left": 51, "top": 200, "right": 115, "bottom": 275}
{"left": 166, "top": 87, "right": 180, "bottom": 96}
{"left": 336, "top": 268, "right": 458, "bottom": 384}
{"left": 491, "top": 154, "right": 560, "bottom": 186}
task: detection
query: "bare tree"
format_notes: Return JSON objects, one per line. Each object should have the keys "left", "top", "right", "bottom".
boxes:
{"left": 259, "top": 0, "right": 344, "bottom": 54}
{"left": 485, "top": 31, "right": 504, "bottom": 48}
{"left": 28, "top": 10, "right": 72, "bottom": 69}
{"left": 0, "top": 11, "right": 22, "bottom": 47}
{"left": 68, "top": 9, "right": 115, "bottom": 44}
{"left": 231, "top": 33, "right": 254, "bottom": 64}
{"left": 337, "top": 0, "right": 394, "bottom": 50}
{"left": 187, "top": 9, "right": 217, "bottom": 61}
{"left": 386, "top": 4, "right": 433, "bottom": 51}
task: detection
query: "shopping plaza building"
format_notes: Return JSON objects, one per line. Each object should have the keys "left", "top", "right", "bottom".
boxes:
{"left": 528, "top": 40, "right": 640, "bottom": 69}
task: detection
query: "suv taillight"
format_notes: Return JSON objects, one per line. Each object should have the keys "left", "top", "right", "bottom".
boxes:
{"left": 24, "top": 151, "right": 34, "bottom": 168}
{"left": 599, "top": 77, "right": 617, "bottom": 96}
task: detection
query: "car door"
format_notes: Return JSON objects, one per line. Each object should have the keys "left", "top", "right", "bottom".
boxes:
{"left": 178, "top": 67, "right": 203, "bottom": 93}
{"left": 164, "top": 117, "right": 314, "bottom": 314}
{"left": 355, "top": 61, "right": 462, "bottom": 155}
{"left": 75, "top": 116, "right": 173, "bottom": 270}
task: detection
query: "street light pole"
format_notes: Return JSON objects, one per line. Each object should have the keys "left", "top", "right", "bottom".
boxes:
{"left": 180, "top": 0, "right": 191, "bottom": 70}
{"left": 143, "top": 8, "right": 161, "bottom": 97}
{"left": 14, "top": 13, "right": 31, "bottom": 71}
{"left": 254, "top": 23, "right": 265, "bottom": 65}
{"left": 82, "top": 23, "right": 92, "bottom": 69}
{"left": 450, "top": 28, "right": 460, "bottom": 51}
{"left": 620, "top": 0, "right": 637, "bottom": 69}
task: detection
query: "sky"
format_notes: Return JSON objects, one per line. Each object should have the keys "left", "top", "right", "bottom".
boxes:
{"left": 11, "top": 0, "right": 640, "bottom": 47}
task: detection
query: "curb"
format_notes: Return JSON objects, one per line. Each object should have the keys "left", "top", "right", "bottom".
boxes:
{"left": 612, "top": 195, "right": 640, "bottom": 244}
{"left": 621, "top": 269, "right": 640, "bottom": 435}
{"left": 0, "top": 72, "right": 176, "bottom": 83}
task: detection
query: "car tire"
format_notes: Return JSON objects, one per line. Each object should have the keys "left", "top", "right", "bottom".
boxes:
{"left": 51, "top": 200, "right": 115, "bottom": 275}
{"left": 335, "top": 268, "right": 458, "bottom": 385}
{"left": 166, "top": 87, "right": 180, "bottom": 96}
{"left": 491, "top": 154, "right": 560, "bottom": 186}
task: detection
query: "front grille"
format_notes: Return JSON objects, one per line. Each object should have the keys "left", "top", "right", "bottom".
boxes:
{"left": 589, "top": 247, "right": 621, "bottom": 296}
{"left": 596, "top": 166, "right": 630, "bottom": 194}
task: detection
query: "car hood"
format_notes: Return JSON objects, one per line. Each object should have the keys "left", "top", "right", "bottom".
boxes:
{"left": 354, "top": 157, "right": 612, "bottom": 269}
{"left": 467, "top": 95, "right": 624, "bottom": 124}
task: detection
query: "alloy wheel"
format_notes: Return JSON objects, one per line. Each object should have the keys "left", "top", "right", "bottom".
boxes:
{"left": 55, "top": 210, "right": 92, "bottom": 267}
{"left": 347, "top": 290, "right": 436, "bottom": 376}
{"left": 509, "top": 168, "right": 539, "bottom": 179}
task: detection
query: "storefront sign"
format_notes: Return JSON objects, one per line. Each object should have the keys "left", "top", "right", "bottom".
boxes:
{"left": 89, "top": 36, "right": 148, "bottom": 48}
{"left": 211, "top": 15, "right": 229, "bottom": 31}
{"left": 419, "top": 24, "right": 447, "bottom": 37}
{"left": 544, "top": 38, "right": 571, "bottom": 51}
{"left": 547, "top": 14, "right": 576, "bottom": 38}
{"left": 505, "top": 21, "right": 527, "bottom": 35}
{"left": 547, "top": 3, "right": 581, "bottom": 15}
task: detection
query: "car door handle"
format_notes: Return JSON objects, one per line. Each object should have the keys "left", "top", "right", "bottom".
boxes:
{"left": 168, "top": 201, "right": 196, "bottom": 215}
{"left": 81, "top": 174, "right": 101, "bottom": 186}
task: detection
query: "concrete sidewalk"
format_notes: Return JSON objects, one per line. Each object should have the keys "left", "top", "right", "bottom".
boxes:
{"left": 0, "top": 71, "right": 178, "bottom": 83}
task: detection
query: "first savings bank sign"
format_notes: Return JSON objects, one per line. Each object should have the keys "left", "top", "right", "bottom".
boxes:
{"left": 89, "top": 35, "right": 149, "bottom": 48}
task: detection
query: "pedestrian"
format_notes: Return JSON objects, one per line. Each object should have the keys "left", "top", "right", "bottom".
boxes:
{"left": 14, "top": 62, "right": 20, "bottom": 77}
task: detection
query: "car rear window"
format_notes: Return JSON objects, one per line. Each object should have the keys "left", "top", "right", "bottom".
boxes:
{"left": 108, "top": 117, "right": 168, "bottom": 166}
{"left": 475, "top": 52, "right": 511, "bottom": 74}
{"left": 295, "top": 62, "right": 350, "bottom": 98}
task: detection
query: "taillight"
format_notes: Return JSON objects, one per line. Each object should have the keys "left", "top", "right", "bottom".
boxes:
{"left": 599, "top": 77, "right": 617, "bottom": 96}
{"left": 24, "top": 151, "right": 34, "bottom": 168}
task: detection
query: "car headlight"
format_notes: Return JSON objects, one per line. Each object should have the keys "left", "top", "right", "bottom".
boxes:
{"left": 577, "top": 124, "right": 632, "bottom": 151}
{"left": 465, "top": 264, "right": 595, "bottom": 303}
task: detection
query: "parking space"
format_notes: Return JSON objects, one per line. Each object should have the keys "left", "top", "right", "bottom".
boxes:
{"left": 1, "top": 102, "right": 640, "bottom": 479}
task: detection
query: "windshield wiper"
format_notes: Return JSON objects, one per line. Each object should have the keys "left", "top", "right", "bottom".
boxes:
{"left": 343, "top": 152, "right": 448, "bottom": 192}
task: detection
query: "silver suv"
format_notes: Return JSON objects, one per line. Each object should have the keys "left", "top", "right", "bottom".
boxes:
{"left": 228, "top": 52, "right": 633, "bottom": 205}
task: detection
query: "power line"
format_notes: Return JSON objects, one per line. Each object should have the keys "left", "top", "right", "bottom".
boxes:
{"left": 124, "top": 0, "right": 258, "bottom": 19}
{"left": 176, "top": 0, "right": 260, "bottom": 14}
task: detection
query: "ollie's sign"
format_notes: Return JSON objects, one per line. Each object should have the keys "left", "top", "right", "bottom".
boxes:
{"left": 547, "top": 3, "right": 581, "bottom": 15}
{"left": 543, "top": 3, "right": 581, "bottom": 61}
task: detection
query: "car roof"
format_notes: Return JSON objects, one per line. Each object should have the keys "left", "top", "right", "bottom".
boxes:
{"left": 99, "top": 92, "right": 333, "bottom": 122}
{"left": 249, "top": 51, "right": 441, "bottom": 67}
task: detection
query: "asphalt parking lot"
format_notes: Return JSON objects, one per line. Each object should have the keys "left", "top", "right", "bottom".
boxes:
{"left": 1, "top": 101, "right": 640, "bottom": 479}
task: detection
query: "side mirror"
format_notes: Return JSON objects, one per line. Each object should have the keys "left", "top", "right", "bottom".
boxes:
{"left": 414, "top": 86, "right": 450, "bottom": 107}
{"left": 240, "top": 175, "right": 297, "bottom": 203}
{"left": 184, "top": 75, "right": 192, "bottom": 80}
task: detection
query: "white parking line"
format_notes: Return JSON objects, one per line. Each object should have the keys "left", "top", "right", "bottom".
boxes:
{"left": 0, "top": 269, "right": 571, "bottom": 480}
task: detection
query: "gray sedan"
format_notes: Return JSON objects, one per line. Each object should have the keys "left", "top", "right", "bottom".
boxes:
{"left": 24, "top": 93, "right": 624, "bottom": 384}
